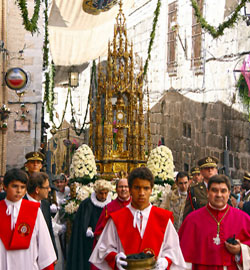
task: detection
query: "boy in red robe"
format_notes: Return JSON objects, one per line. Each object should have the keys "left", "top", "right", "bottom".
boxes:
{"left": 179, "top": 174, "right": 250, "bottom": 269}
{"left": 89, "top": 167, "right": 187, "bottom": 270}
{"left": 0, "top": 168, "right": 57, "bottom": 270}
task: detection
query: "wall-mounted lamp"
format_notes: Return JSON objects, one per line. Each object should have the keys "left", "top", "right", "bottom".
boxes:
{"left": 244, "top": 3, "right": 250, "bottom": 26}
{"left": 69, "top": 71, "right": 79, "bottom": 88}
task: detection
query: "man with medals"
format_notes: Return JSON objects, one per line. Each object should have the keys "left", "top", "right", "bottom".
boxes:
{"left": 179, "top": 174, "right": 250, "bottom": 269}
{"left": 89, "top": 167, "right": 187, "bottom": 270}
{"left": 0, "top": 168, "right": 57, "bottom": 270}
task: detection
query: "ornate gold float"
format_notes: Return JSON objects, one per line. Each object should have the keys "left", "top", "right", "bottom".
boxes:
{"left": 89, "top": 1, "right": 151, "bottom": 177}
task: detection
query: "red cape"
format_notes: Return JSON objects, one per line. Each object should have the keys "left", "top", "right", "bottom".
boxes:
{"left": 94, "top": 197, "right": 131, "bottom": 237}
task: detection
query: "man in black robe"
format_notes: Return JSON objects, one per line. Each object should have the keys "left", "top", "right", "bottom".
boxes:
{"left": 66, "top": 179, "right": 112, "bottom": 270}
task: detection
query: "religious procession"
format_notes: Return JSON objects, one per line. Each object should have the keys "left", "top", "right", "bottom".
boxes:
{"left": 0, "top": 0, "right": 250, "bottom": 270}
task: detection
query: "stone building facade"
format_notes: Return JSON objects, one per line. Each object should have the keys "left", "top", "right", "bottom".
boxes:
{"left": 0, "top": 0, "right": 44, "bottom": 173}
{"left": 150, "top": 92, "right": 250, "bottom": 179}
{"left": 124, "top": 0, "right": 250, "bottom": 179}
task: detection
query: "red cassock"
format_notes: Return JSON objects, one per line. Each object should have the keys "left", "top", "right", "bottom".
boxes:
{"left": 178, "top": 204, "right": 250, "bottom": 270}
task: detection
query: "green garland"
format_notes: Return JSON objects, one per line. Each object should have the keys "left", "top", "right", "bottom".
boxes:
{"left": 191, "top": 0, "right": 248, "bottom": 38}
{"left": 69, "top": 61, "right": 96, "bottom": 136}
{"left": 43, "top": 0, "right": 49, "bottom": 69}
{"left": 143, "top": 0, "right": 161, "bottom": 78}
{"left": 236, "top": 74, "right": 250, "bottom": 121}
{"left": 44, "top": 62, "right": 56, "bottom": 122}
{"left": 16, "top": 0, "right": 41, "bottom": 34}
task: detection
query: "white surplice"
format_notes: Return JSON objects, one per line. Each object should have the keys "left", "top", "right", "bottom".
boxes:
{"left": 89, "top": 203, "right": 187, "bottom": 270}
{"left": 0, "top": 199, "right": 57, "bottom": 270}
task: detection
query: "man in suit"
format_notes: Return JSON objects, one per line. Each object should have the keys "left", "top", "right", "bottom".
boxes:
{"left": 183, "top": 156, "right": 218, "bottom": 219}
{"left": 26, "top": 171, "right": 58, "bottom": 258}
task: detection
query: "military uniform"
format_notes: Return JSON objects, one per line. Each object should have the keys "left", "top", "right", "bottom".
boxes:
{"left": 25, "top": 151, "right": 45, "bottom": 162}
{"left": 183, "top": 181, "right": 208, "bottom": 219}
{"left": 183, "top": 156, "right": 218, "bottom": 220}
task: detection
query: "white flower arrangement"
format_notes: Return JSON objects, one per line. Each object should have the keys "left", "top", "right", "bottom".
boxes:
{"left": 64, "top": 200, "right": 80, "bottom": 215}
{"left": 147, "top": 145, "right": 175, "bottom": 181}
{"left": 69, "top": 144, "right": 97, "bottom": 180}
{"left": 150, "top": 183, "right": 172, "bottom": 206}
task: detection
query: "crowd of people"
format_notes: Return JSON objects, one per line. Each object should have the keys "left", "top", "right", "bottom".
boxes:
{"left": 0, "top": 152, "right": 250, "bottom": 270}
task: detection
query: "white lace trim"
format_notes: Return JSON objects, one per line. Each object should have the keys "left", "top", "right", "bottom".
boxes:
{"left": 90, "top": 192, "right": 112, "bottom": 208}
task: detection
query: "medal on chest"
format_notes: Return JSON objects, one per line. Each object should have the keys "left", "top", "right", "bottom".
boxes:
{"left": 206, "top": 206, "right": 230, "bottom": 246}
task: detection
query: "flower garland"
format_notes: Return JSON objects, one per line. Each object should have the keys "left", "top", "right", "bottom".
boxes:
{"left": 191, "top": 0, "right": 248, "bottom": 39}
{"left": 143, "top": 0, "right": 161, "bottom": 78}
{"left": 147, "top": 145, "right": 175, "bottom": 183}
{"left": 236, "top": 74, "right": 250, "bottom": 121}
{"left": 16, "top": 0, "right": 41, "bottom": 34}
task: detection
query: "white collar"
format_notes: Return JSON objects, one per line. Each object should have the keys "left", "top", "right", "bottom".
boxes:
{"left": 90, "top": 192, "right": 112, "bottom": 208}
{"left": 127, "top": 203, "right": 152, "bottom": 238}
{"left": 27, "top": 193, "right": 40, "bottom": 202}
{"left": 208, "top": 202, "right": 228, "bottom": 211}
{"left": 178, "top": 189, "right": 187, "bottom": 196}
{"left": 5, "top": 198, "right": 22, "bottom": 208}
{"left": 128, "top": 203, "right": 152, "bottom": 217}
{"left": 117, "top": 196, "right": 131, "bottom": 202}
{"left": 4, "top": 198, "right": 22, "bottom": 230}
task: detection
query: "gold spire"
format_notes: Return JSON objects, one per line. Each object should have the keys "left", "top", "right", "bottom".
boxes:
{"left": 90, "top": 0, "right": 148, "bottom": 176}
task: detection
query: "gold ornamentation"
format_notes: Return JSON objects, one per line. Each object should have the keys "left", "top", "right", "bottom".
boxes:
{"left": 206, "top": 157, "right": 213, "bottom": 163}
{"left": 18, "top": 223, "right": 31, "bottom": 237}
{"left": 206, "top": 206, "right": 230, "bottom": 246}
{"left": 89, "top": 1, "right": 150, "bottom": 176}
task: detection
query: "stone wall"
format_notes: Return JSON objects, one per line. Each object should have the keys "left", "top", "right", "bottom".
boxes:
{"left": 4, "top": 0, "right": 44, "bottom": 170}
{"left": 150, "top": 91, "right": 250, "bottom": 179}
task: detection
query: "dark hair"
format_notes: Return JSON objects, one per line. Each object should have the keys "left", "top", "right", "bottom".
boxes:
{"left": 208, "top": 174, "right": 231, "bottom": 191}
{"left": 27, "top": 172, "right": 49, "bottom": 194}
{"left": 54, "top": 173, "right": 67, "bottom": 182}
{"left": 4, "top": 168, "right": 28, "bottom": 187}
{"left": 128, "top": 167, "right": 154, "bottom": 188}
{"left": 176, "top": 171, "right": 189, "bottom": 182}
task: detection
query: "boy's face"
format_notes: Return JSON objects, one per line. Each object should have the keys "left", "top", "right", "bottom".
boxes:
{"left": 130, "top": 178, "right": 152, "bottom": 210}
{"left": 5, "top": 180, "right": 26, "bottom": 202}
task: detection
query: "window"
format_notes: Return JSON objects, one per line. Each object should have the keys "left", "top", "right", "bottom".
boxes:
{"left": 167, "top": 1, "right": 178, "bottom": 75}
{"left": 183, "top": 123, "right": 191, "bottom": 138}
{"left": 191, "top": 0, "right": 203, "bottom": 73}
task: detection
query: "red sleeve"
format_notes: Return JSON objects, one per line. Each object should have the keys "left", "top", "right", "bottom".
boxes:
{"left": 42, "top": 263, "right": 54, "bottom": 270}
{"left": 165, "top": 257, "right": 172, "bottom": 270}
{"left": 105, "top": 251, "right": 117, "bottom": 269}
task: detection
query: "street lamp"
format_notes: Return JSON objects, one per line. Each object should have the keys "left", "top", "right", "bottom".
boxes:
{"left": 69, "top": 71, "right": 79, "bottom": 88}
{"left": 244, "top": 2, "right": 250, "bottom": 26}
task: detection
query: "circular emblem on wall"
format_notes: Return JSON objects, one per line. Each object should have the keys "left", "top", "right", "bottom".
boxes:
{"left": 17, "top": 223, "right": 31, "bottom": 237}
{"left": 5, "top": 67, "right": 28, "bottom": 90}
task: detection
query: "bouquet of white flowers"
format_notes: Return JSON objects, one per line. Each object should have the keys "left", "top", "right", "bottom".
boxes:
{"left": 69, "top": 144, "right": 97, "bottom": 183}
{"left": 147, "top": 145, "right": 175, "bottom": 185}
{"left": 150, "top": 183, "right": 172, "bottom": 206}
